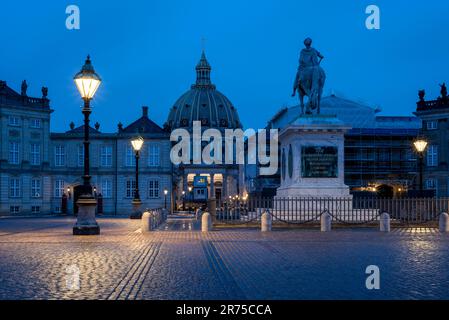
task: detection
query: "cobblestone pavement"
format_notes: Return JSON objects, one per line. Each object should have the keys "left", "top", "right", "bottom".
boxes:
{"left": 0, "top": 216, "right": 449, "bottom": 300}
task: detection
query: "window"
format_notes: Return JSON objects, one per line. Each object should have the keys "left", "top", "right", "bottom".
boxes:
{"left": 9, "top": 142, "right": 20, "bottom": 164}
{"left": 9, "top": 178, "right": 21, "bottom": 198}
{"left": 101, "top": 146, "right": 113, "bottom": 167}
{"left": 55, "top": 146, "right": 65, "bottom": 166}
{"left": 126, "top": 179, "right": 136, "bottom": 198}
{"left": 77, "top": 145, "right": 84, "bottom": 167}
{"left": 31, "top": 206, "right": 40, "bottom": 214}
{"left": 406, "top": 149, "right": 416, "bottom": 161}
{"left": 54, "top": 206, "right": 61, "bottom": 214}
{"left": 30, "top": 143, "right": 40, "bottom": 165}
{"left": 425, "top": 179, "right": 437, "bottom": 190}
{"left": 30, "top": 118, "right": 41, "bottom": 128}
{"left": 426, "top": 120, "right": 438, "bottom": 130}
{"left": 148, "top": 144, "right": 160, "bottom": 167}
{"left": 101, "top": 179, "right": 112, "bottom": 198}
{"left": 148, "top": 179, "right": 160, "bottom": 198}
{"left": 126, "top": 145, "right": 135, "bottom": 167}
{"left": 31, "top": 178, "right": 41, "bottom": 198}
{"left": 10, "top": 206, "right": 20, "bottom": 214}
{"left": 54, "top": 180, "right": 65, "bottom": 198}
{"left": 8, "top": 116, "right": 20, "bottom": 126}
{"left": 427, "top": 145, "right": 438, "bottom": 167}
{"left": 378, "top": 149, "right": 391, "bottom": 161}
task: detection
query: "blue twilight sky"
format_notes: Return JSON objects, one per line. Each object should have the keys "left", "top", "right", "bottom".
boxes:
{"left": 1, "top": 0, "right": 448, "bottom": 132}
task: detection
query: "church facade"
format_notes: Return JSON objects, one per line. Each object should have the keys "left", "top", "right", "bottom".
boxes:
{"left": 165, "top": 52, "right": 243, "bottom": 208}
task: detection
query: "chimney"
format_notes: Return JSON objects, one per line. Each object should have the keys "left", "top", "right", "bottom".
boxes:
{"left": 142, "top": 106, "right": 149, "bottom": 118}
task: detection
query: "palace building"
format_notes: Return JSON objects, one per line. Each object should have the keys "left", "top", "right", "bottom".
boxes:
{"left": 415, "top": 84, "right": 449, "bottom": 197}
{"left": 0, "top": 80, "right": 172, "bottom": 216}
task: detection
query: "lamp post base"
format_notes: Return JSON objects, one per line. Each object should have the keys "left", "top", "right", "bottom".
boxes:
{"left": 73, "top": 197, "right": 100, "bottom": 235}
{"left": 130, "top": 199, "right": 143, "bottom": 219}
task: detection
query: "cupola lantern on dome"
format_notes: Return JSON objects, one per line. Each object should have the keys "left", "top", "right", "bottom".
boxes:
{"left": 194, "top": 50, "right": 214, "bottom": 88}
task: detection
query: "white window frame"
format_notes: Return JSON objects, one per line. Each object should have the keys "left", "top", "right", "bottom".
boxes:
{"left": 9, "top": 178, "right": 21, "bottom": 198}
{"left": 31, "top": 206, "right": 41, "bottom": 214}
{"left": 427, "top": 145, "right": 438, "bottom": 167}
{"left": 126, "top": 179, "right": 136, "bottom": 198}
{"left": 30, "top": 143, "right": 41, "bottom": 165}
{"left": 8, "top": 116, "right": 20, "bottom": 126}
{"left": 425, "top": 179, "right": 437, "bottom": 191}
{"left": 9, "top": 142, "right": 20, "bottom": 164}
{"left": 148, "top": 179, "right": 160, "bottom": 198}
{"left": 125, "top": 145, "right": 136, "bottom": 167}
{"left": 54, "top": 180, "right": 65, "bottom": 198}
{"left": 31, "top": 178, "right": 41, "bottom": 198}
{"left": 10, "top": 206, "right": 20, "bottom": 214}
{"left": 30, "top": 118, "right": 41, "bottom": 129}
{"left": 148, "top": 144, "right": 161, "bottom": 167}
{"left": 426, "top": 120, "right": 438, "bottom": 130}
{"left": 101, "top": 145, "right": 113, "bottom": 167}
{"left": 77, "top": 145, "right": 84, "bottom": 167}
{"left": 55, "top": 146, "right": 65, "bottom": 167}
{"left": 101, "top": 179, "right": 112, "bottom": 198}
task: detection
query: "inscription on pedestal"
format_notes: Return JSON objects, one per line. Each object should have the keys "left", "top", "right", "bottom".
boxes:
{"left": 301, "top": 146, "right": 338, "bottom": 178}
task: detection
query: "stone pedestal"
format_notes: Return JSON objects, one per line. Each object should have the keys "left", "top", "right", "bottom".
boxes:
{"left": 276, "top": 115, "right": 352, "bottom": 199}
{"left": 130, "top": 199, "right": 143, "bottom": 219}
{"left": 73, "top": 198, "right": 100, "bottom": 235}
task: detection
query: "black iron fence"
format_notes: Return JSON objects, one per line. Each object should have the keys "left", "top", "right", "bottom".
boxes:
{"left": 214, "top": 197, "right": 449, "bottom": 226}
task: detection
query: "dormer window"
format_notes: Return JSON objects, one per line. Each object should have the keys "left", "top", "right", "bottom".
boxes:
{"left": 181, "top": 119, "right": 189, "bottom": 127}
{"left": 220, "top": 119, "right": 228, "bottom": 127}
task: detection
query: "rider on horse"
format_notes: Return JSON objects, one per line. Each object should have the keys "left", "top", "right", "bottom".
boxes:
{"left": 292, "top": 38, "right": 326, "bottom": 115}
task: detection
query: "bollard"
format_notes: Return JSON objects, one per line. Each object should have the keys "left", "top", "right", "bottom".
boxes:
{"left": 202, "top": 212, "right": 212, "bottom": 232}
{"left": 380, "top": 212, "right": 391, "bottom": 232}
{"left": 261, "top": 211, "right": 272, "bottom": 232}
{"left": 321, "top": 211, "right": 332, "bottom": 232}
{"left": 141, "top": 211, "right": 152, "bottom": 233}
{"left": 439, "top": 212, "right": 449, "bottom": 233}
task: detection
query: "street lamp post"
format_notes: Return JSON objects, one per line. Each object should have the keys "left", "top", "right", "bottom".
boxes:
{"left": 164, "top": 189, "right": 168, "bottom": 209}
{"left": 182, "top": 191, "right": 186, "bottom": 211}
{"left": 73, "top": 55, "right": 102, "bottom": 236}
{"left": 414, "top": 138, "right": 428, "bottom": 196}
{"left": 131, "top": 136, "right": 144, "bottom": 216}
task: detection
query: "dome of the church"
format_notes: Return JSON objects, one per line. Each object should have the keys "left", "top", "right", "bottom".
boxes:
{"left": 165, "top": 51, "right": 242, "bottom": 131}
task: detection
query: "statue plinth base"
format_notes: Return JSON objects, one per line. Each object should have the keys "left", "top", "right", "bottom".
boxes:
{"left": 276, "top": 114, "right": 352, "bottom": 199}
{"left": 73, "top": 197, "right": 100, "bottom": 235}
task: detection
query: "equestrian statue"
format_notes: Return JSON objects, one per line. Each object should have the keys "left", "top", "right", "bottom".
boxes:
{"left": 292, "top": 38, "right": 326, "bottom": 115}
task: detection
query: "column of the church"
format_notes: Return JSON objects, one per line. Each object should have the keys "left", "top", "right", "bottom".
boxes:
{"left": 210, "top": 174, "right": 215, "bottom": 199}
{"left": 222, "top": 174, "right": 227, "bottom": 200}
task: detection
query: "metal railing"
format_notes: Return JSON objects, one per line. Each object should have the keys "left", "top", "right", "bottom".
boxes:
{"left": 147, "top": 208, "right": 168, "bottom": 229}
{"left": 214, "top": 197, "right": 449, "bottom": 226}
